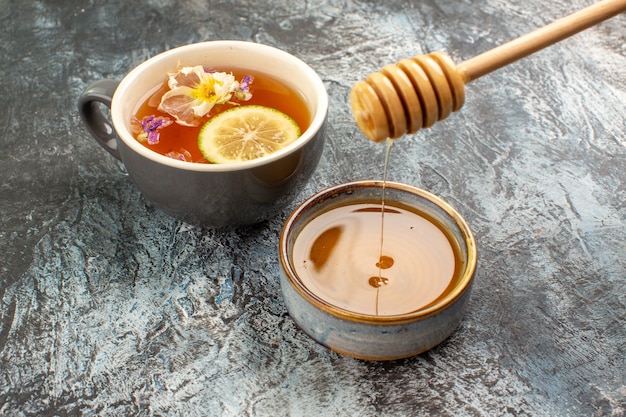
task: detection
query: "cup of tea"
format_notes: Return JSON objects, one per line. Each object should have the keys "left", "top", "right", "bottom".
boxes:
{"left": 279, "top": 180, "right": 477, "bottom": 360}
{"left": 78, "top": 40, "right": 328, "bottom": 226}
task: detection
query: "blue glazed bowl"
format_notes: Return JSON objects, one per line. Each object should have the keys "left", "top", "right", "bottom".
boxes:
{"left": 279, "top": 180, "right": 477, "bottom": 360}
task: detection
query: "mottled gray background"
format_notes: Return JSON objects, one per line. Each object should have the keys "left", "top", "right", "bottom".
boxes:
{"left": 1, "top": 0, "right": 624, "bottom": 416}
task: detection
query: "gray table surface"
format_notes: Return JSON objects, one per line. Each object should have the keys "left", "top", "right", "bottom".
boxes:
{"left": 1, "top": 0, "right": 625, "bottom": 415}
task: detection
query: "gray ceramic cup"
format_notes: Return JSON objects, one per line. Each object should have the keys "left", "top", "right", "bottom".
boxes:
{"left": 78, "top": 41, "right": 328, "bottom": 226}
{"left": 279, "top": 181, "right": 477, "bottom": 360}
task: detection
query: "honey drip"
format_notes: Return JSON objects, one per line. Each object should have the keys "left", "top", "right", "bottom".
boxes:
{"left": 372, "top": 138, "right": 395, "bottom": 315}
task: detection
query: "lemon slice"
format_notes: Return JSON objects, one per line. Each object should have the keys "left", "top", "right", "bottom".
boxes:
{"left": 198, "top": 105, "right": 301, "bottom": 163}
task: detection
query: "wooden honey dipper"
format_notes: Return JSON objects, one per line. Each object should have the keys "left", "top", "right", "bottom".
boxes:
{"left": 350, "top": 0, "right": 626, "bottom": 142}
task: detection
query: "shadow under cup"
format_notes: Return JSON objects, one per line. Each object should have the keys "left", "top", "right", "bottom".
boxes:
{"left": 78, "top": 41, "right": 328, "bottom": 226}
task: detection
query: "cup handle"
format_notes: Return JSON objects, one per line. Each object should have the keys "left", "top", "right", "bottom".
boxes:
{"left": 78, "top": 79, "right": 122, "bottom": 161}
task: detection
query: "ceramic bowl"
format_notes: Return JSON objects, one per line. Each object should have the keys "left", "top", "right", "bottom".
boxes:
{"left": 279, "top": 180, "right": 477, "bottom": 360}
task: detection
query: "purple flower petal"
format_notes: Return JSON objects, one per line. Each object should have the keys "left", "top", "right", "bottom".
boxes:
{"left": 147, "top": 131, "right": 160, "bottom": 145}
{"left": 234, "top": 75, "right": 254, "bottom": 101}
{"left": 137, "top": 115, "right": 172, "bottom": 145}
{"left": 240, "top": 75, "right": 253, "bottom": 92}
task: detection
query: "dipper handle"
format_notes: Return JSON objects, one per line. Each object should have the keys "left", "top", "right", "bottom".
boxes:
{"left": 351, "top": 0, "right": 626, "bottom": 142}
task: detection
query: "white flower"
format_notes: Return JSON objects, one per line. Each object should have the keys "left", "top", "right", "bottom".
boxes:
{"left": 158, "top": 66, "right": 253, "bottom": 127}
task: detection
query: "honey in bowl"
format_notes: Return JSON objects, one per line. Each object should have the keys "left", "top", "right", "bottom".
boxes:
{"left": 133, "top": 68, "right": 311, "bottom": 163}
{"left": 291, "top": 201, "right": 462, "bottom": 316}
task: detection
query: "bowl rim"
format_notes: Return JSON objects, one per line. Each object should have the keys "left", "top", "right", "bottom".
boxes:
{"left": 110, "top": 40, "right": 329, "bottom": 172}
{"left": 279, "top": 180, "right": 477, "bottom": 325}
